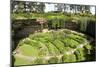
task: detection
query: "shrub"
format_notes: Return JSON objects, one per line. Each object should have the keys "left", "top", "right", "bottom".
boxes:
{"left": 74, "top": 48, "right": 86, "bottom": 61}
{"left": 48, "top": 57, "right": 59, "bottom": 64}
{"left": 52, "top": 39, "right": 66, "bottom": 53}
{"left": 62, "top": 54, "right": 76, "bottom": 63}
{"left": 34, "top": 58, "right": 48, "bottom": 64}
{"left": 63, "top": 38, "right": 79, "bottom": 48}
{"left": 68, "top": 34, "right": 85, "bottom": 43}
{"left": 84, "top": 44, "right": 92, "bottom": 50}
{"left": 45, "top": 42, "right": 60, "bottom": 55}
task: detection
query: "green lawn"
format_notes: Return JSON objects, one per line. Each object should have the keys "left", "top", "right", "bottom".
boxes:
{"left": 19, "top": 44, "right": 39, "bottom": 57}
{"left": 14, "top": 56, "right": 34, "bottom": 65}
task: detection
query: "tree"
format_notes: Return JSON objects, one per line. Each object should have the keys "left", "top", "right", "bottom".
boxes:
{"left": 12, "top": 1, "right": 45, "bottom": 13}
{"left": 70, "top": 4, "right": 76, "bottom": 14}
{"left": 63, "top": 4, "right": 66, "bottom": 12}
{"left": 38, "top": 2, "right": 45, "bottom": 13}
{"left": 84, "top": 5, "right": 91, "bottom": 13}
{"left": 55, "top": 3, "right": 63, "bottom": 12}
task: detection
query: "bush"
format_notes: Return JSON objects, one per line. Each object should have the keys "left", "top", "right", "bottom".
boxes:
{"left": 68, "top": 34, "right": 86, "bottom": 43}
{"left": 45, "top": 42, "right": 60, "bottom": 55}
{"left": 34, "top": 58, "right": 48, "bottom": 64}
{"left": 52, "top": 39, "right": 66, "bottom": 53}
{"left": 48, "top": 57, "right": 59, "bottom": 64}
{"left": 62, "top": 38, "right": 79, "bottom": 48}
{"left": 74, "top": 48, "right": 86, "bottom": 61}
{"left": 62, "top": 54, "right": 76, "bottom": 63}
{"left": 84, "top": 44, "right": 92, "bottom": 50}
{"left": 23, "top": 38, "right": 42, "bottom": 48}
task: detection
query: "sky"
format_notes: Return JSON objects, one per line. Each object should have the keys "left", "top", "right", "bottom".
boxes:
{"left": 90, "top": 6, "right": 96, "bottom": 15}
{"left": 44, "top": 3, "right": 55, "bottom": 12}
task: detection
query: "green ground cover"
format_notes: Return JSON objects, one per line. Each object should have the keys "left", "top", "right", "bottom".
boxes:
{"left": 14, "top": 29, "right": 94, "bottom": 66}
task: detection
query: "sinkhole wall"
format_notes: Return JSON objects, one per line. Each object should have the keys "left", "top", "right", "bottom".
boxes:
{"left": 12, "top": 16, "right": 96, "bottom": 38}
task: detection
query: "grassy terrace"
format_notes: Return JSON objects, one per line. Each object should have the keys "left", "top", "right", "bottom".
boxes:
{"left": 13, "top": 29, "right": 94, "bottom": 65}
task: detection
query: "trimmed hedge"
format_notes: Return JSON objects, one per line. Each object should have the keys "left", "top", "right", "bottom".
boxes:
{"left": 62, "top": 54, "right": 76, "bottom": 63}
{"left": 14, "top": 30, "right": 95, "bottom": 65}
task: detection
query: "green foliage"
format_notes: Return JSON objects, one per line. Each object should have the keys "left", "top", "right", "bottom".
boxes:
{"left": 66, "top": 38, "right": 79, "bottom": 48}
{"left": 47, "top": 15, "right": 67, "bottom": 28}
{"left": 79, "top": 17, "right": 88, "bottom": 32}
{"left": 12, "top": 12, "right": 95, "bottom": 37}
{"left": 12, "top": 2, "right": 96, "bottom": 65}
{"left": 11, "top": 13, "right": 34, "bottom": 20}
{"left": 23, "top": 39, "right": 44, "bottom": 49}
{"left": 48, "top": 57, "right": 59, "bottom": 64}
{"left": 68, "top": 34, "right": 86, "bottom": 43}
{"left": 14, "top": 30, "right": 94, "bottom": 65}
{"left": 52, "top": 31, "right": 66, "bottom": 39}
{"left": 52, "top": 39, "right": 67, "bottom": 53}
{"left": 74, "top": 48, "right": 86, "bottom": 61}
{"left": 84, "top": 44, "right": 92, "bottom": 50}
{"left": 62, "top": 54, "right": 76, "bottom": 63}
{"left": 18, "top": 44, "right": 39, "bottom": 56}
{"left": 34, "top": 58, "right": 48, "bottom": 64}
{"left": 45, "top": 42, "right": 60, "bottom": 55}
{"left": 14, "top": 56, "right": 34, "bottom": 65}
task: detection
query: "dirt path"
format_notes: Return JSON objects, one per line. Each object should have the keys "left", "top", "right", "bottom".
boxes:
{"left": 14, "top": 53, "right": 36, "bottom": 61}
{"left": 66, "top": 41, "right": 88, "bottom": 55}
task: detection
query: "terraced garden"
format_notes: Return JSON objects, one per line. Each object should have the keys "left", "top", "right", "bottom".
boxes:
{"left": 11, "top": 1, "right": 96, "bottom": 67}
{"left": 13, "top": 29, "right": 94, "bottom": 66}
